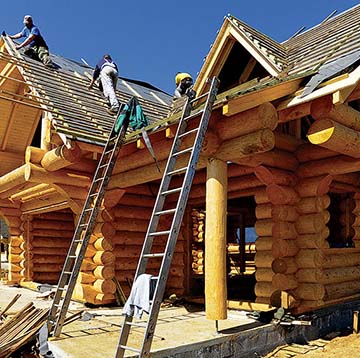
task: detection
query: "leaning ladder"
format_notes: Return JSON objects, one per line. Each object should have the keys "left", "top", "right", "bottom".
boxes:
{"left": 47, "top": 114, "right": 129, "bottom": 337}
{"left": 115, "top": 77, "right": 219, "bottom": 358}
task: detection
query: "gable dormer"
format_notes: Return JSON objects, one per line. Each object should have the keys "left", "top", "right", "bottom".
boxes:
{"left": 195, "top": 15, "right": 287, "bottom": 96}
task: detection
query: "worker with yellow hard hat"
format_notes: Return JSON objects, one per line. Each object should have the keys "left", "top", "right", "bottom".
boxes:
{"left": 173, "top": 72, "right": 194, "bottom": 99}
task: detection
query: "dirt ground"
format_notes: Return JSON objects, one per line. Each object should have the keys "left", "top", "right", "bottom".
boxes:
{"left": 265, "top": 332, "right": 360, "bottom": 357}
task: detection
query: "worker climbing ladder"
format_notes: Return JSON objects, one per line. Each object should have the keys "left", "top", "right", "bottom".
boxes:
{"left": 115, "top": 76, "right": 220, "bottom": 358}
{"left": 47, "top": 113, "right": 129, "bottom": 337}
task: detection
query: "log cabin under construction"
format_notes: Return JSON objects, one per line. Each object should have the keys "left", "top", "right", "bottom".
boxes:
{"left": 1, "top": 4, "right": 360, "bottom": 322}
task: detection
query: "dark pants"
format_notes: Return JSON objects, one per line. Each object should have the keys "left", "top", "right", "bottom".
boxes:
{"left": 24, "top": 45, "right": 54, "bottom": 67}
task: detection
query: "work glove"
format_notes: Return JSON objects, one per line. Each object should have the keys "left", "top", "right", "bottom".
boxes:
{"left": 1, "top": 31, "right": 6, "bottom": 36}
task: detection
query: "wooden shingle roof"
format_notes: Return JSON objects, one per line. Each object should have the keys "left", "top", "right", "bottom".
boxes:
{"left": 0, "top": 38, "right": 172, "bottom": 146}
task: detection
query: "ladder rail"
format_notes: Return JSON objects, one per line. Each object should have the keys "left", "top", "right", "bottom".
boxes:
{"left": 48, "top": 115, "right": 129, "bottom": 336}
{"left": 115, "top": 77, "right": 219, "bottom": 358}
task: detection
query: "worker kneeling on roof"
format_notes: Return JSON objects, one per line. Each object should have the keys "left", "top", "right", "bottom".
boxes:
{"left": 7, "top": 15, "right": 55, "bottom": 69}
{"left": 173, "top": 72, "right": 195, "bottom": 99}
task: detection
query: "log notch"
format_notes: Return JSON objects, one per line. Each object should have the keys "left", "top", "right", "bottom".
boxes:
{"left": 205, "top": 158, "right": 227, "bottom": 320}
{"left": 1, "top": 202, "right": 25, "bottom": 283}
{"left": 254, "top": 161, "right": 300, "bottom": 306}
{"left": 254, "top": 188, "right": 275, "bottom": 304}
{"left": 308, "top": 96, "right": 360, "bottom": 157}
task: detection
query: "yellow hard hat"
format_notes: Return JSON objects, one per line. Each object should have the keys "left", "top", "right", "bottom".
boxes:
{"left": 175, "top": 72, "right": 192, "bottom": 85}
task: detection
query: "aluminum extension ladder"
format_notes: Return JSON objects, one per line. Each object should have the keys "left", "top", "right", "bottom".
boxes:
{"left": 47, "top": 113, "right": 129, "bottom": 337}
{"left": 115, "top": 77, "right": 219, "bottom": 358}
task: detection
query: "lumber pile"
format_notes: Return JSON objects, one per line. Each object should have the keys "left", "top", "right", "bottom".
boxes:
{"left": 0, "top": 296, "right": 49, "bottom": 358}
{"left": 191, "top": 209, "right": 205, "bottom": 275}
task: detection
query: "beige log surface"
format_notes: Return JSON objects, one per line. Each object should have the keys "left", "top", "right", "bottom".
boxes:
{"left": 295, "top": 213, "right": 327, "bottom": 234}
{"left": 272, "top": 221, "right": 297, "bottom": 240}
{"left": 216, "top": 102, "right": 278, "bottom": 141}
{"left": 296, "top": 229, "right": 330, "bottom": 249}
{"left": 297, "top": 155, "right": 360, "bottom": 178}
{"left": 324, "top": 280, "right": 360, "bottom": 300}
{"left": 254, "top": 282, "right": 275, "bottom": 297}
{"left": 272, "top": 273, "right": 298, "bottom": 290}
{"left": 93, "top": 251, "right": 115, "bottom": 265}
{"left": 94, "top": 237, "right": 113, "bottom": 251}
{"left": 205, "top": 158, "right": 227, "bottom": 320}
{"left": 296, "top": 143, "right": 338, "bottom": 163}
{"left": 266, "top": 185, "right": 299, "bottom": 205}
{"left": 255, "top": 219, "right": 272, "bottom": 237}
{"left": 24, "top": 163, "right": 91, "bottom": 187}
{"left": 255, "top": 237, "right": 273, "bottom": 251}
{"left": 254, "top": 166, "right": 297, "bottom": 186}
{"left": 272, "top": 239, "right": 298, "bottom": 258}
{"left": 308, "top": 119, "right": 360, "bottom": 158}
{"left": 93, "top": 266, "right": 115, "bottom": 280}
{"left": 296, "top": 266, "right": 360, "bottom": 284}
{"left": 255, "top": 204, "right": 272, "bottom": 220}
{"left": 254, "top": 251, "right": 273, "bottom": 268}
{"left": 93, "top": 279, "right": 116, "bottom": 294}
{"left": 215, "top": 129, "right": 275, "bottom": 162}
{"left": 298, "top": 196, "right": 330, "bottom": 214}
{"left": 295, "top": 283, "right": 325, "bottom": 300}
{"left": 103, "top": 189, "right": 126, "bottom": 208}
{"left": 0, "top": 164, "right": 27, "bottom": 194}
{"left": 255, "top": 268, "right": 274, "bottom": 282}
{"left": 235, "top": 149, "right": 298, "bottom": 171}
{"left": 78, "top": 272, "right": 96, "bottom": 284}
{"left": 272, "top": 205, "right": 299, "bottom": 222}
{"left": 25, "top": 146, "right": 46, "bottom": 164}
{"left": 296, "top": 175, "right": 332, "bottom": 197}
{"left": 272, "top": 257, "right": 297, "bottom": 274}
{"left": 41, "top": 143, "right": 82, "bottom": 171}
{"left": 311, "top": 95, "right": 360, "bottom": 130}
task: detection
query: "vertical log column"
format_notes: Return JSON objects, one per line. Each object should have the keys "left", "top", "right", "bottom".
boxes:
{"left": 205, "top": 158, "right": 227, "bottom": 320}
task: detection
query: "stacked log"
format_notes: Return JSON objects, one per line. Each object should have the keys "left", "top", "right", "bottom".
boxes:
{"left": 0, "top": 203, "right": 26, "bottom": 283}
{"left": 30, "top": 210, "right": 74, "bottom": 284}
{"left": 109, "top": 192, "right": 185, "bottom": 298}
{"left": 191, "top": 209, "right": 205, "bottom": 275}
{"left": 254, "top": 188, "right": 275, "bottom": 304}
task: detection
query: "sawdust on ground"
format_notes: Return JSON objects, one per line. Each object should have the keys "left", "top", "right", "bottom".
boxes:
{"left": 265, "top": 332, "right": 360, "bottom": 357}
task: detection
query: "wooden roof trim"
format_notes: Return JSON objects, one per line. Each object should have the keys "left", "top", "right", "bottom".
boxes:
{"left": 194, "top": 19, "right": 232, "bottom": 95}
{"left": 277, "top": 64, "right": 360, "bottom": 111}
{"left": 222, "top": 76, "right": 304, "bottom": 116}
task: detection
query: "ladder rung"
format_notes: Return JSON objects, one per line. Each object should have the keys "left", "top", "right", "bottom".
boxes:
{"left": 89, "top": 193, "right": 99, "bottom": 197}
{"left": 63, "top": 271, "right": 72, "bottom": 275}
{"left": 143, "top": 253, "right": 165, "bottom": 258}
{"left": 148, "top": 230, "right": 171, "bottom": 237}
{"left": 104, "top": 149, "right": 114, "bottom": 155}
{"left": 98, "top": 163, "right": 109, "bottom": 169}
{"left": 125, "top": 321, "right": 147, "bottom": 328}
{"left": 161, "top": 187, "right": 182, "bottom": 195}
{"left": 184, "top": 110, "right": 203, "bottom": 122}
{"left": 154, "top": 208, "right": 176, "bottom": 216}
{"left": 172, "top": 147, "right": 193, "bottom": 157}
{"left": 68, "top": 256, "right": 77, "bottom": 259}
{"left": 191, "top": 91, "right": 209, "bottom": 102}
{"left": 178, "top": 127, "right": 198, "bottom": 138}
{"left": 119, "top": 345, "right": 141, "bottom": 354}
{"left": 94, "top": 177, "right": 105, "bottom": 182}
{"left": 57, "top": 287, "right": 66, "bottom": 291}
{"left": 167, "top": 167, "right": 187, "bottom": 176}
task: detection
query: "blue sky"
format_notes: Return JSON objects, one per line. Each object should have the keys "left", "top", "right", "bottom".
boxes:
{"left": 1, "top": 1, "right": 359, "bottom": 94}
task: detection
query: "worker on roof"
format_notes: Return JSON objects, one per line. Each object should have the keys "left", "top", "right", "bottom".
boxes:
{"left": 8, "top": 15, "right": 55, "bottom": 69}
{"left": 88, "top": 54, "right": 120, "bottom": 115}
{"left": 173, "top": 72, "right": 195, "bottom": 99}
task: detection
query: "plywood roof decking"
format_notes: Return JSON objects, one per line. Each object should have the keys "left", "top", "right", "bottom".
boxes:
{"left": 0, "top": 40, "right": 172, "bottom": 146}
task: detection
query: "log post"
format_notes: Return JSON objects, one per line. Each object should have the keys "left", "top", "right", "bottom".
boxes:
{"left": 205, "top": 158, "right": 227, "bottom": 320}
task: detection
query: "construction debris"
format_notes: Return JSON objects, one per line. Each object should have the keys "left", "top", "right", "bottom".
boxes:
{"left": 0, "top": 296, "right": 49, "bottom": 358}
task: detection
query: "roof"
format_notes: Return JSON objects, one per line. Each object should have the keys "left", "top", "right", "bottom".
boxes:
{"left": 195, "top": 4, "right": 360, "bottom": 102}
{"left": 0, "top": 37, "right": 172, "bottom": 146}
